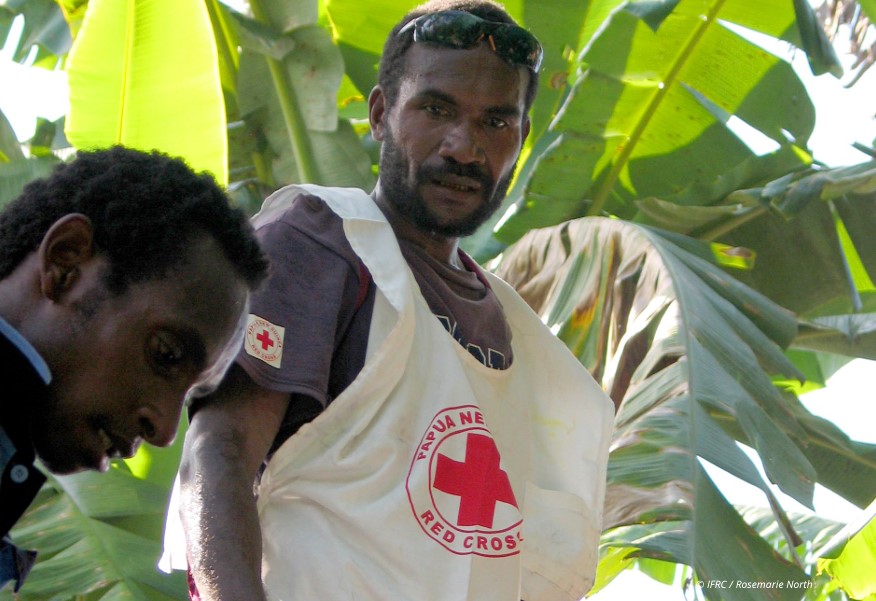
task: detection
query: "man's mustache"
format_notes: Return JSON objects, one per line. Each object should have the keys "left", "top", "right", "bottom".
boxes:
{"left": 419, "top": 159, "right": 492, "bottom": 189}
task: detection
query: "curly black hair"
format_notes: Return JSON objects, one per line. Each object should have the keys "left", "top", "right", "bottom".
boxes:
{"left": 0, "top": 146, "right": 268, "bottom": 294}
{"left": 377, "top": 0, "right": 540, "bottom": 112}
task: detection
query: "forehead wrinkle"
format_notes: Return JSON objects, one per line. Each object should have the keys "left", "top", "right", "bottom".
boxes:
{"left": 411, "top": 86, "right": 523, "bottom": 120}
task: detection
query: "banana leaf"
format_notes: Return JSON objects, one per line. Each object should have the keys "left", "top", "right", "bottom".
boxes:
{"left": 0, "top": 466, "right": 186, "bottom": 601}
{"left": 817, "top": 498, "right": 876, "bottom": 600}
{"left": 493, "top": 217, "right": 875, "bottom": 598}
{"left": 0, "top": 0, "right": 71, "bottom": 63}
{"left": 218, "top": 0, "right": 375, "bottom": 190}
{"left": 493, "top": 0, "right": 827, "bottom": 248}
{"left": 719, "top": 162, "right": 876, "bottom": 317}
{"left": 0, "top": 154, "right": 60, "bottom": 208}
{"left": 64, "top": 0, "right": 227, "bottom": 184}
{"left": 0, "top": 107, "right": 23, "bottom": 162}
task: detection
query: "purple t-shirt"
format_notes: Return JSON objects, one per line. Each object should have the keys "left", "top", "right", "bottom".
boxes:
{"left": 231, "top": 193, "right": 512, "bottom": 451}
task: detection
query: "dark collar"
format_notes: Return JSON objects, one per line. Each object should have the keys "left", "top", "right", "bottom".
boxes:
{"left": 0, "top": 332, "right": 50, "bottom": 464}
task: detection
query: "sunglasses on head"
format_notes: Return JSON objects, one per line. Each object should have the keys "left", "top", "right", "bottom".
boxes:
{"left": 398, "top": 10, "right": 544, "bottom": 72}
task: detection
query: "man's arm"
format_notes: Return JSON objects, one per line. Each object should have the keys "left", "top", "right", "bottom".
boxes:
{"left": 178, "top": 364, "right": 290, "bottom": 601}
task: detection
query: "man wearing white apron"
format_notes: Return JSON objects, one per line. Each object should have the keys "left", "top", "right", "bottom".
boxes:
{"left": 163, "top": 1, "right": 614, "bottom": 599}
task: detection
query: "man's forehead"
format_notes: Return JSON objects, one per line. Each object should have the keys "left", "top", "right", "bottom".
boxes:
{"left": 400, "top": 43, "right": 529, "bottom": 105}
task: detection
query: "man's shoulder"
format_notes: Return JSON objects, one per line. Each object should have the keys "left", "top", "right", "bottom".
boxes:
{"left": 260, "top": 191, "right": 341, "bottom": 229}
{"left": 252, "top": 190, "right": 369, "bottom": 281}
{"left": 256, "top": 184, "right": 376, "bottom": 224}
{"left": 256, "top": 192, "right": 346, "bottom": 246}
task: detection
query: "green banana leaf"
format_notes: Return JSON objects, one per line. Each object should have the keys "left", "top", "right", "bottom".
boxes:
{"left": 64, "top": 0, "right": 227, "bottom": 184}
{"left": 124, "top": 418, "right": 188, "bottom": 493}
{"left": 860, "top": 0, "right": 876, "bottom": 24}
{"left": 205, "top": 0, "right": 242, "bottom": 116}
{"left": 0, "top": 0, "right": 71, "bottom": 64}
{"left": 0, "top": 154, "right": 59, "bottom": 208}
{"left": 818, "top": 499, "right": 876, "bottom": 600}
{"left": 217, "top": 0, "right": 375, "bottom": 190}
{"left": 592, "top": 507, "right": 847, "bottom": 598}
{"left": 489, "top": 0, "right": 833, "bottom": 249}
{"left": 743, "top": 505, "right": 843, "bottom": 558}
{"left": 0, "top": 466, "right": 186, "bottom": 601}
{"left": 796, "top": 314, "right": 876, "bottom": 360}
{"left": 624, "top": 160, "right": 876, "bottom": 358}
{"left": 0, "top": 109, "right": 61, "bottom": 206}
{"left": 0, "top": 107, "right": 23, "bottom": 163}
{"left": 493, "top": 216, "right": 875, "bottom": 598}
{"left": 234, "top": 43, "right": 375, "bottom": 189}
{"left": 718, "top": 162, "right": 876, "bottom": 317}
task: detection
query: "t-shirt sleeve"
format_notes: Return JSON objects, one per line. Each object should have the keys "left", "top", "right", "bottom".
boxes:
{"left": 237, "top": 196, "right": 362, "bottom": 406}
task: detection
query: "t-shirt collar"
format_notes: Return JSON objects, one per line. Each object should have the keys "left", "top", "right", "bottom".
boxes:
{"left": 0, "top": 317, "right": 51, "bottom": 385}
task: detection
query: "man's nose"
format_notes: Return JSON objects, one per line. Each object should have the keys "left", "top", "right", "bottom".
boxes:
{"left": 137, "top": 402, "right": 182, "bottom": 448}
{"left": 439, "top": 121, "right": 485, "bottom": 165}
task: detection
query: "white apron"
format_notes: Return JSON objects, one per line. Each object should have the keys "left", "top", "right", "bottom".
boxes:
{"left": 163, "top": 185, "right": 614, "bottom": 601}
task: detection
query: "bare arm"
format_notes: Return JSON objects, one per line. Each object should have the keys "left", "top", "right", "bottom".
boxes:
{"left": 178, "top": 364, "right": 289, "bottom": 601}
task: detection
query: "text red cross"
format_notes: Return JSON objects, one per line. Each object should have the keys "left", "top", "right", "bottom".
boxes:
{"left": 256, "top": 329, "right": 274, "bottom": 351}
{"left": 433, "top": 433, "right": 518, "bottom": 528}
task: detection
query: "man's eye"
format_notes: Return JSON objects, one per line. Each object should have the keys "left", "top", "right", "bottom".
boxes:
{"left": 424, "top": 104, "right": 446, "bottom": 117}
{"left": 149, "top": 333, "right": 184, "bottom": 371}
{"left": 487, "top": 117, "right": 508, "bottom": 129}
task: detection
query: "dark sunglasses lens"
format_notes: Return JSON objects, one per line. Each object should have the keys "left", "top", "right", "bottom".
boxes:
{"left": 416, "top": 11, "right": 484, "bottom": 48}
{"left": 490, "top": 27, "right": 543, "bottom": 70}
{"left": 411, "top": 10, "right": 543, "bottom": 71}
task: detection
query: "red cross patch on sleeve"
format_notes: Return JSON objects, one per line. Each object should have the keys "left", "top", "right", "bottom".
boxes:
{"left": 244, "top": 314, "right": 285, "bottom": 369}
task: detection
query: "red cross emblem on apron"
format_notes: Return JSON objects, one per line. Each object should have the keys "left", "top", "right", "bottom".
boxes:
{"left": 406, "top": 405, "right": 523, "bottom": 557}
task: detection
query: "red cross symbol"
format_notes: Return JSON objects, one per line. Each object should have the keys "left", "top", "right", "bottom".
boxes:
{"left": 256, "top": 329, "right": 274, "bottom": 351}
{"left": 433, "top": 433, "right": 518, "bottom": 528}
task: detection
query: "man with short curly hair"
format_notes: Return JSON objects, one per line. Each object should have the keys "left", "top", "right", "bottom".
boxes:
{"left": 169, "top": 1, "right": 613, "bottom": 600}
{"left": 0, "top": 146, "right": 268, "bottom": 592}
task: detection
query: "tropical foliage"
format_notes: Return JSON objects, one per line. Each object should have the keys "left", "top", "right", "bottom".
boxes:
{"left": 1, "top": 0, "right": 875, "bottom": 599}
{"left": 818, "top": 498, "right": 876, "bottom": 600}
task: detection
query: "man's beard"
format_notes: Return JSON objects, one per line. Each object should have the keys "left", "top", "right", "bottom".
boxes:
{"left": 378, "top": 130, "right": 515, "bottom": 238}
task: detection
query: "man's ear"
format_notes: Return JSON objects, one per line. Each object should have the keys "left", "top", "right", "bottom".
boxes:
{"left": 521, "top": 116, "right": 531, "bottom": 146}
{"left": 369, "top": 86, "right": 388, "bottom": 142}
{"left": 38, "top": 214, "right": 95, "bottom": 301}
